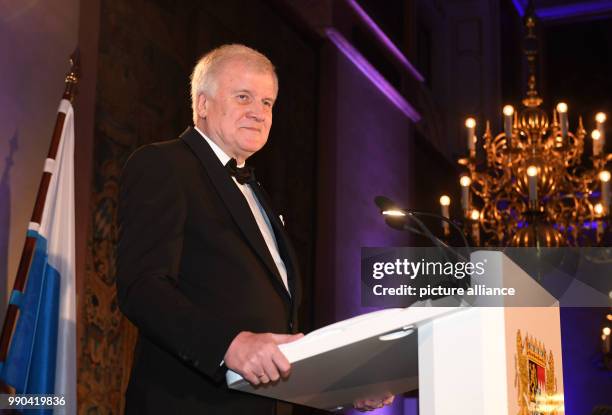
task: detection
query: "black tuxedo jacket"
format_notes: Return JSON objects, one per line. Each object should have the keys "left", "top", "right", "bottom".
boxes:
{"left": 116, "top": 127, "right": 301, "bottom": 414}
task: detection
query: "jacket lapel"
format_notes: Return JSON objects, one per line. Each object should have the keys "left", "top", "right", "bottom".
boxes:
{"left": 180, "top": 128, "right": 290, "bottom": 301}
{"left": 250, "top": 182, "right": 301, "bottom": 306}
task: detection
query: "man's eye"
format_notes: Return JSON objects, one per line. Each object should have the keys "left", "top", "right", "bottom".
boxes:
{"left": 237, "top": 94, "right": 248, "bottom": 101}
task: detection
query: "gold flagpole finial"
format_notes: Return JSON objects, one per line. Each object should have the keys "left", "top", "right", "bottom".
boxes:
{"left": 63, "top": 48, "right": 80, "bottom": 102}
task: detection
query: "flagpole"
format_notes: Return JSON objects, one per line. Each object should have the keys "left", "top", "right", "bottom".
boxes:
{"left": 0, "top": 50, "right": 80, "bottom": 392}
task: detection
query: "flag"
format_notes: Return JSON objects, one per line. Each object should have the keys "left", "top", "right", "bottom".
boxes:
{"left": 0, "top": 99, "right": 76, "bottom": 414}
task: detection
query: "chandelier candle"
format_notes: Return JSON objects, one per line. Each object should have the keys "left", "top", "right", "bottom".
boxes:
{"left": 527, "top": 165, "right": 538, "bottom": 209}
{"left": 470, "top": 209, "right": 480, "bottom": 245}
{"left": 596, "top": 112, "right": 606, "bottom": 152}
{"left": 439, "top": 195, "right": 451, "bottom": 236}
{"left": 460, "top": 176, "right": 471, "bottom": 215}
{"left": 465, "top": 118, "right": 476, "bottom": 155}
{"left": 503, "top": 105, "right": 514, "bottom": 147}
{"left": 592, "top": 130, "right": 602, "bottom": 156}
{"left": 557, "top": 102, "right": 568, "bottom": 142}
{"left": 594, "top": 203, "right": 605, "bottom": 240}
{"left": 600, "top": 170, "right": 611, "bottom": 214}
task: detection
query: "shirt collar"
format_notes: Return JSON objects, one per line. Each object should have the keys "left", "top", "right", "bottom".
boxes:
{"left": 194, "top": 126, "right": 245, "bottom": 167}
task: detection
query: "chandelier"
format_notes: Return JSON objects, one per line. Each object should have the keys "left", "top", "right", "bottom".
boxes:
{"left": 442, "top": 7, "right": 611, "bottom": 247}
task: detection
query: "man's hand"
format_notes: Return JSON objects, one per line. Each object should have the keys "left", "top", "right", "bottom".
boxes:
{"left": 224, "top": 331, "right": 304, "bottom": 386}
{"left": 353, "top": 392, "right": 395, "bottom": 412}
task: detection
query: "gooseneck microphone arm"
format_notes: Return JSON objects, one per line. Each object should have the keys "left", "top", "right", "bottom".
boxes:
{"left": 402, "top": 211, "right": 469, "bottom": 262}
{"left": 374, "top": 196, "right": 472, "bottom": 262}
{"left": 404, "top": 210, "right": 471, "bottom": 253}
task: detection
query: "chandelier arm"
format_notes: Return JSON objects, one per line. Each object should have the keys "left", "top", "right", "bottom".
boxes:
{"left": 491, "top": 133, "right": 510, "bottom": 169}
{"left": 471, "top": 170, "right": 510, "bottom": 199}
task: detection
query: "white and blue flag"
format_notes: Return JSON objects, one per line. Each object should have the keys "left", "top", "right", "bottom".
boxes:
{"left": 1, "top": 99, "right": 76, "bottom": 414}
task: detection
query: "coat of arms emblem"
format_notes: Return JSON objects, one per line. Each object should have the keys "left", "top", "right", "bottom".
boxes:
{"left": 515, "top": 330, "right": 563, "bottom": 415}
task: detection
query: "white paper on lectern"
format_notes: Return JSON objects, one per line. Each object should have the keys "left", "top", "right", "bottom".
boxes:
{"left": 226, "top": 306, "right": 462, "bottom": 411}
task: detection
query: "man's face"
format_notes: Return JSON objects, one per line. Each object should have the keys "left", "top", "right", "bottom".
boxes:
{"left": 197, "top": 60, "right": 277, "bottom": 163}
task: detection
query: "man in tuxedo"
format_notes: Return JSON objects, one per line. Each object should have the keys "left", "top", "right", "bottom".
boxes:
{"left": 117, "top": 44, "right": 393, "bottom": 414}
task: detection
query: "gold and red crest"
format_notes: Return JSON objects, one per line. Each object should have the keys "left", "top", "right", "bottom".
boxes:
{"left": 515, "top": 330, "right": 563, "bottom": 415}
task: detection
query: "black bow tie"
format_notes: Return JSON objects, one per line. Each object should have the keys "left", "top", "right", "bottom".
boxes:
{"left": 225, "top": 158, "right": 256, "bottom": 185}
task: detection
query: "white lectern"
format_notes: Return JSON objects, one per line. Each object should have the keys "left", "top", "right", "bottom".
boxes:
{"left": 227, "top": 251, "right": 565, "bottom": 414}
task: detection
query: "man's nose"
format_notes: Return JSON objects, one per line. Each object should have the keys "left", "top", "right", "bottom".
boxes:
{"left": 247, "top": 111, "right": 264, "bottom": 122}
{"left": 247, "top": 103, "right": 267, "bottom": 122}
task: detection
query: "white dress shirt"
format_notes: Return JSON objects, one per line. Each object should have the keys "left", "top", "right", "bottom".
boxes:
{"left": 194, "top": 127, "right": 290, "bottom": 294}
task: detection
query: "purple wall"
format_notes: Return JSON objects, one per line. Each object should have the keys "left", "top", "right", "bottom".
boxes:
{"left": 331, "top": 50, "right": 415, "bottom": 321}
{"left": 561, "top": 307, "right": 612, "bottom": 413}
{"left": 316, "top": 41, "right": 418, "bottom": 415}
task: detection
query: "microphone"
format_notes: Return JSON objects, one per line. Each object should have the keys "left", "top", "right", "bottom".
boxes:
{"left": 374, "top": 196, "right": 474, "bottom": 302}
{"left": 374, "top": 196, "right": 471, "bottom": 261}
{"left": 374, "top": 196, "right": 396, "bottom": 211}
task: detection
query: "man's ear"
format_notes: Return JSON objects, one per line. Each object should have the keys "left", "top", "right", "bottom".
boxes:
{"left": 196, "top": 93, "right": 208, "bottom": 120}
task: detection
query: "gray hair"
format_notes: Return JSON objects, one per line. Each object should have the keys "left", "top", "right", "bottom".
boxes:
{"left": 190, "top": 44, "right": 278, "bottom": 124}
